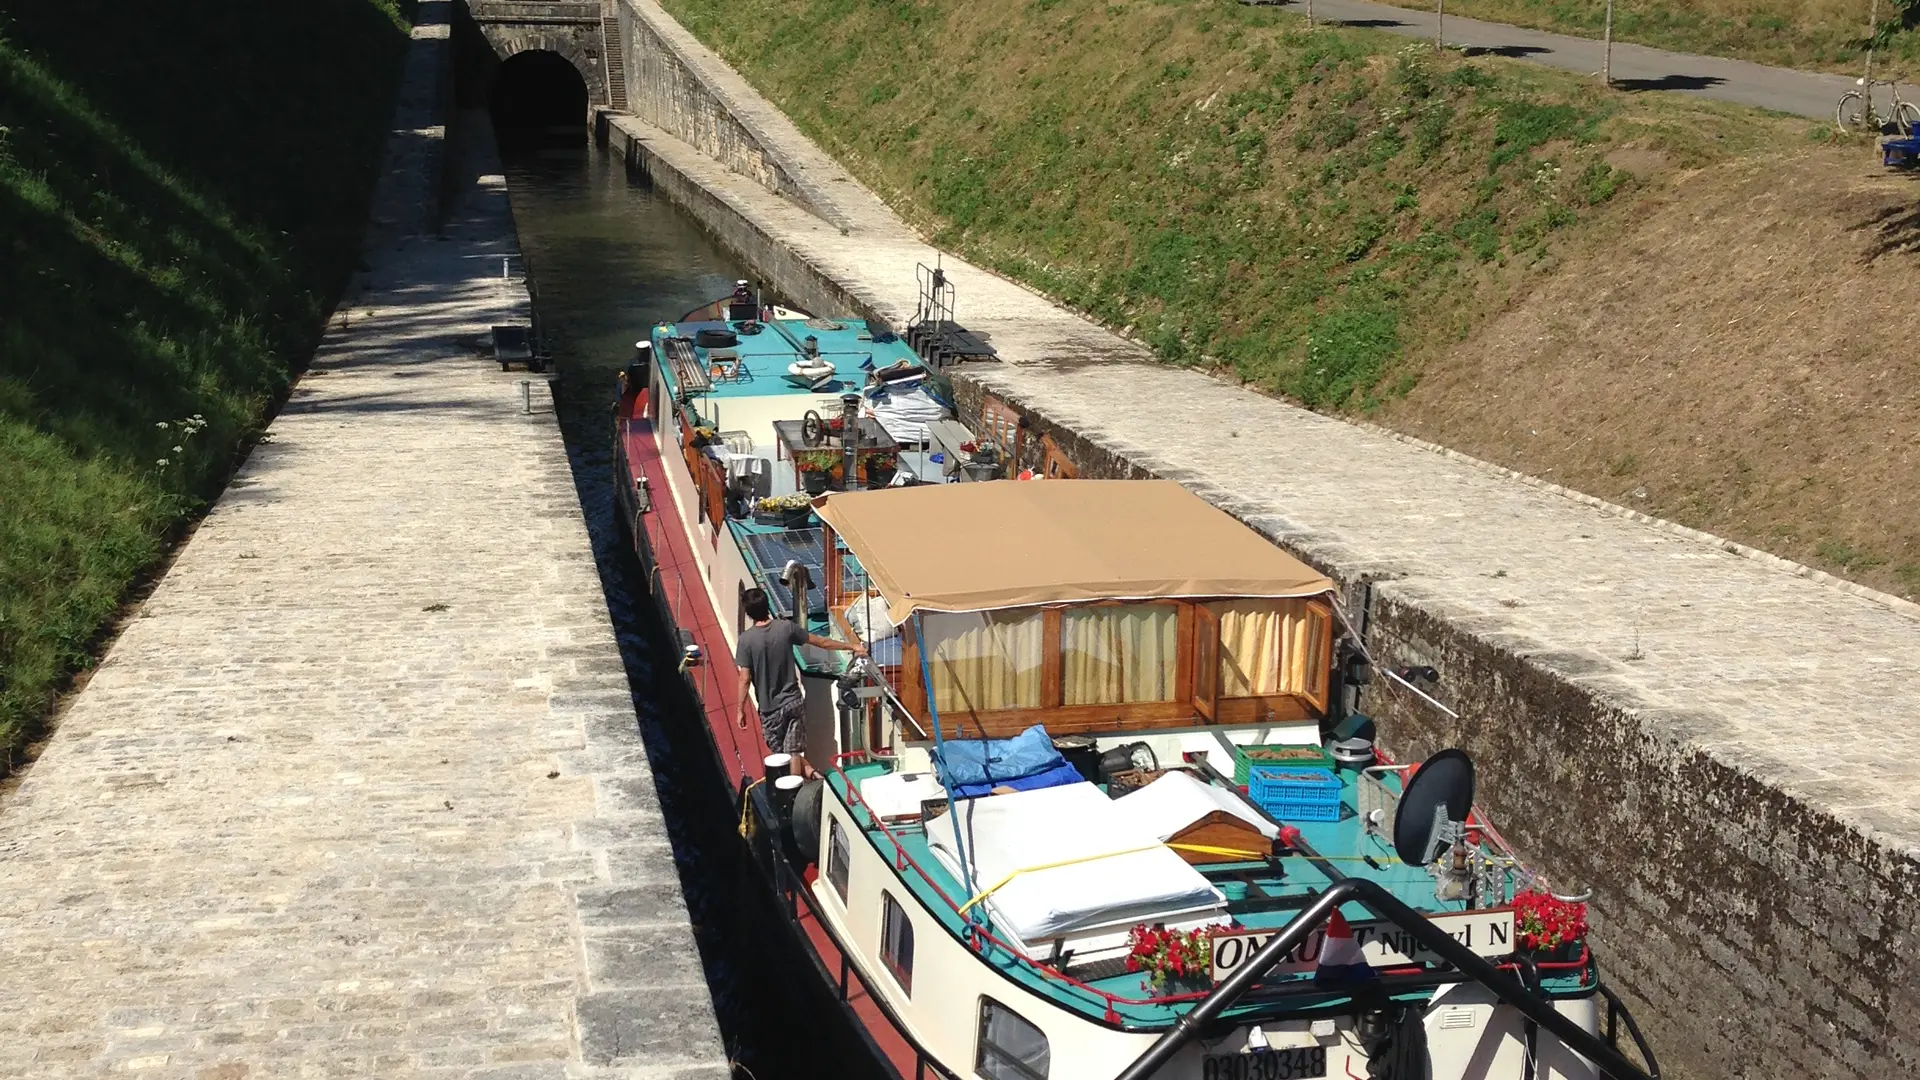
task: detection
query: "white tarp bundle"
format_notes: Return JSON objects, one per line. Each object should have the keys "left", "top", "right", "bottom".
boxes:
{"left": 863, "top": 375, "right": 948, "bottom": 444}
{"left": 926, "top": 782, "right": 1225, "bottom": 946}
{"left": 1113, "top": 770, "right": 1280, "bottom": 841}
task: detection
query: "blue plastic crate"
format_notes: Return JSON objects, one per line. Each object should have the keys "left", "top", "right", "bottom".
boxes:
{"left": 1248, "top": 766, "right": 1342, "bottom": 822}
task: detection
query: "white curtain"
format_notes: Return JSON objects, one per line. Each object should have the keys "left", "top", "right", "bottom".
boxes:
{"left": 1209, "top": 599, "right": 1323, "bottom": 698}
{"left": 923, "top": 610, "right": 1044, "bottom": 714}
{"left": 1062, "top": 604, "right": 1178, "bottom": 704}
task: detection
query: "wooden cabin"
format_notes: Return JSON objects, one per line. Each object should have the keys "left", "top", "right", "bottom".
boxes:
{"left": 813, "top": 480, "right": 1337, "bottom": 746}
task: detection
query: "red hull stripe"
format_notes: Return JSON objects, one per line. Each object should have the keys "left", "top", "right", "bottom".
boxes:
{"left": 618, "top": 391, "right": 922, "bottom": 1078}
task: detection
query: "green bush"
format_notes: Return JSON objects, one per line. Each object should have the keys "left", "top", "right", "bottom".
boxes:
{"left": 1293, "top": 304, "right": 1402, "bottom": 410}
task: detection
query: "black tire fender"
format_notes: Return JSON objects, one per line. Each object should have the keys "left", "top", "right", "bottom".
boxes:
{"left": 787, "top": 778, "right": 825, "bottom": 866}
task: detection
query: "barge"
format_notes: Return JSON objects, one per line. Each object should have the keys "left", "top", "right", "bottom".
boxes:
{"left": 612, "top": 282, "right": 1662, "bottom": 1080}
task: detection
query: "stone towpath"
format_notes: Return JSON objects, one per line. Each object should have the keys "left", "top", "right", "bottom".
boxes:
{"left": 0, "top": 22, "right": 728, "bottom": 1080}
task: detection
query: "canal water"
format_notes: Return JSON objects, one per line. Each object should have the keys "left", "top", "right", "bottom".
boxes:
{"left": 499, "top": 133, "right": 876, "bottom": 1080}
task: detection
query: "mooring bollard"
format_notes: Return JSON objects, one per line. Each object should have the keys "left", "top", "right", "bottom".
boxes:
{"left": 520, "top": 379, "right": 533, "bottom": 415}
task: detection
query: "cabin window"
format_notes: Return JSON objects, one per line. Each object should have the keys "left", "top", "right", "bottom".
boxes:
{"left": 1206, "top": 598, "right": 1331, "bottom": 700}
{"left": 976, "top": 998, "right": 1049, "bottom": 1080}
{"left": 826, "top": 817, "right": 850, "bottom": 903}
{"left": 1060, "top": 604, "right": 1178, "bottom": 705}
{"left": 923, "top": 610, "right": 1044, "bottom": 713}
{"left": 880, "top": 891, "right": 915, "bottom": 995}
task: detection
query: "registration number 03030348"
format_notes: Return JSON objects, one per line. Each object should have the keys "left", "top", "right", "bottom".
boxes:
{"left": 1200, "top": 1046, "right": 1328, "bottom": 1080}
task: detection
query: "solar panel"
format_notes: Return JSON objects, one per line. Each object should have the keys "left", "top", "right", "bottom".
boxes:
{"left": 744, "top": 528, "right": 827, "bottom": 618}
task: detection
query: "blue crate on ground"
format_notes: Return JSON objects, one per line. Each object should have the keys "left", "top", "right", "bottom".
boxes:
{"left": 1248, "top": 765, "right": 1342, "bottom": 822}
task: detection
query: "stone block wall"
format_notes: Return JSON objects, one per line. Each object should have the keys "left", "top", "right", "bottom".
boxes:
{"left": 614, "top": 0, "right": 846, "bottom": 226}
{"left": 1361, "top": 593, "right": 1920, "bottom": 1080}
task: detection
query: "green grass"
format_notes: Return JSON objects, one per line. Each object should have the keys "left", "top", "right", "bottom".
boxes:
{"left": 0, "top": 1, "right": 414, "bottom": 763}
{"left": 1372, "top": 0, "right": 1920, "bottom": 75}
{"left": 659, "top": 0, "right": 1800, "bottom": 412}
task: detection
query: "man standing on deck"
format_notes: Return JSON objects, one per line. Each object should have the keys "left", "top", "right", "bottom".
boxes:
{"left": 735, "top": 587, "right": 864, "bottom": 778}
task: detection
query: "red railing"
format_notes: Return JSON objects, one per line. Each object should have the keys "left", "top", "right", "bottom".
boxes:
{"left": 829, "top": 752, "right": 1206, "bottom": 1022}
{"left": 829, "top": 752, "right": 1596, "bottom": 1021}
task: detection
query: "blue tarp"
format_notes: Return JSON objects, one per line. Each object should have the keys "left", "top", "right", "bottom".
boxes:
{"left": 947, "top": 760, "right": 1085, "bottom": 800}
{"left": 933, "top": 724, "right": 1068, "bottom": 792}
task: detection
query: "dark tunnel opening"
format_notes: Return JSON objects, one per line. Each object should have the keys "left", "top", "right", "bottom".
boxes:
{"left": 490, "top": 50, "right": 589, "bottom": 132}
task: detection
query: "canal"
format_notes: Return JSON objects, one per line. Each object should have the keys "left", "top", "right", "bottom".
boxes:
{"left": 499, "top": 133, "right": 876, "bottom": 1080}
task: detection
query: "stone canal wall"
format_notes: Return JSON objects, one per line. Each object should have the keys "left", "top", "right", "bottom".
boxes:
{"left": 604, "top": 3, "right": 1920, "bottom": 1077}
{"left": 611, "top": 0, "right": 852, "bottom": 231}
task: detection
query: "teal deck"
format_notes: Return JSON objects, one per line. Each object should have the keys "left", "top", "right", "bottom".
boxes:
{"left": 656, "top": 317, "right": 924, "bottom": 412}
{"left": 828, "top": 759, "right": 1594, "bottom": 1029}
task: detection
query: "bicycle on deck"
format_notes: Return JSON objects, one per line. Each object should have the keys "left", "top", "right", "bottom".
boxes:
{"left": 1836, "top": 77, "right": 1920, "bottom": 135}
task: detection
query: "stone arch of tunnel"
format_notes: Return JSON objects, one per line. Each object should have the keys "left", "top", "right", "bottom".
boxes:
{"left": 490, "top": 46, "right": 595, "bottom": 130}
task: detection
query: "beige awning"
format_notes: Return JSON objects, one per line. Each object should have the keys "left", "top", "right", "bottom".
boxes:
{"left": 814, "top": 480, "right": 1333, "bottom": 623}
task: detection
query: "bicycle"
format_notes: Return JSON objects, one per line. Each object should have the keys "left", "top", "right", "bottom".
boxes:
{"left": 1835, "top": 77, "right": 1920, "bottom": 135}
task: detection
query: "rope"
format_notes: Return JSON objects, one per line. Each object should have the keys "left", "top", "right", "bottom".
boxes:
{"left": 738, "top": 778, "right": 764, "bottom": 840}
{"left": 915, "top": 611, "right": 982, "bottom": 920}
{"left": 1167, "top": 842, "right": 1270, "bottom": 861}
{"left": 956, "top": 845, "right": 1164, "bottom": 917}
{"left": 951, "top": 840, "right": 1405, "bottom": 918}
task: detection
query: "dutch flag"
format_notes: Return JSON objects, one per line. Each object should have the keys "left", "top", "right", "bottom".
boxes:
{"left": 1313, "top": 912, "right": 1377, "bottom": 983}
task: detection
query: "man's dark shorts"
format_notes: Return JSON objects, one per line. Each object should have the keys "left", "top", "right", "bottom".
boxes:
{"left": 760, "top": 691, "right": 807, "bottom": 755}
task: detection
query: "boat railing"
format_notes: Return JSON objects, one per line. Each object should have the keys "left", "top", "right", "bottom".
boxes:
{"left": 1110, "top": 877, "right": 1660, "bottom": 1080}
{"left": 829, "top": 749, "right": 1213, "bottom": 1014}
{"left": 830, "top": 753, "right": 1215, "bottom": 1022}
{"left": 832, "top": 751, "right": 1603, "bottom": 1027}
{"left": 769, "top": 849, "right": 963, "bottom": 1080}
{"left": 1598, "top": 981, "right": 1663, "bottom": 1080}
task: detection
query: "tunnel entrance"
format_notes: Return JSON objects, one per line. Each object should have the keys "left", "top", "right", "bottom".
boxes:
{"left": 490, "top": 50, "right": 589, "bottom": 132}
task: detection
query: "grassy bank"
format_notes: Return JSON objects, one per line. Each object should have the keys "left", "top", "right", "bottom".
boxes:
{"left": 1371, "top": 0, "right": 1920, "bottom": 77}
{"left": 661, "top": 0, "right": 1797, "bottom": 400}
{"left": 0, "top": 1, "right": 414, "bottom": 763}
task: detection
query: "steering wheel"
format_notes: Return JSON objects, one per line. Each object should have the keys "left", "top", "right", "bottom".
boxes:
{"left": 801, "top": 410, "right": 827, "bottom": 446}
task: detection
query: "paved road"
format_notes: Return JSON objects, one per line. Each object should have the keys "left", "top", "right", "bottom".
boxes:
{"left": 1278, "top": 0, "right": 1873, "bottom": 121}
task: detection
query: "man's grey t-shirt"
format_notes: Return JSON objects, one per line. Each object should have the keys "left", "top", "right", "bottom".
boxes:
{"left": 736, "top": 619, "right": 808, "bottom": 707}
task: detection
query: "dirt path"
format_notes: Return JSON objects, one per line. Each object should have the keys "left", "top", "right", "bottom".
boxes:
{"left": 1286, "top": 0, "right": 1884, "bottom": 121}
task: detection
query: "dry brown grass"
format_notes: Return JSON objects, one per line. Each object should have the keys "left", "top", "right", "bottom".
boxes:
{"left": 1380, "top": 147, "right": 1920, "bottom": 597}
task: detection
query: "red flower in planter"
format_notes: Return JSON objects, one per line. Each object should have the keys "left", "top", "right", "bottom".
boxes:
{"left": 1511, "top": 890, "right": 1589, "bottom": 952}
{"left": 1126, "top": 923, "right": 1217, "bottom": 991}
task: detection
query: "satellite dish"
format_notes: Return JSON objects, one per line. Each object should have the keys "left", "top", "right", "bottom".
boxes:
{"left": 1392, "top": 749, "right": 1476, "bottom": 866}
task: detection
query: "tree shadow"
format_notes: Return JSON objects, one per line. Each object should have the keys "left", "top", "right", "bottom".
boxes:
{"left": 1333, "top": 18, "right": 1410, "bottom": 28}
{"left": 1611, "top": 74, "right": 1727, "bottom": 93}
{"left": 1462, "top": 44, "right": 1553, "bottom": 59}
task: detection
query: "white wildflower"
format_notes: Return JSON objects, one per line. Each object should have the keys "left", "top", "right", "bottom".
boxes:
{"left": 156, "top": 458, "right": 170, "bottom": 467}
{"left": 156, "top": 421, "right": 169, "bottom": 430}
{"left": 171, "top": 445, "right": 184, "bottom": 454}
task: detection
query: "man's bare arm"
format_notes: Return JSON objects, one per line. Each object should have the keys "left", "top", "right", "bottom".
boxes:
{"left": 805, "top": 632, "right": 867, "bottom": 657}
